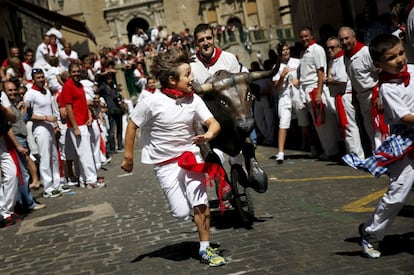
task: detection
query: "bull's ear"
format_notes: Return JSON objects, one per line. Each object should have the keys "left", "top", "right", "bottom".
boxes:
{"left": 192, "top": 82, "right": 213, "bottom": 94}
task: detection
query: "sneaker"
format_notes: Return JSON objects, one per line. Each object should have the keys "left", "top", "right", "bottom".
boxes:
{"left": 66, "top": 179, "right": 78, "bottom": 187}
{"left": 58, "top": 184, "right": 72, "bottom": 193}
{"left": 11, "top": 213, "right": 24, "bottom": 222}
{"left": 0, "top": 216, "right": 16, "bottom": 228}
{"left": 276, "top": 152, "right": 284, "bottom": 164}
{"left": 87, "top": 182, "right": 106, "bottom": 189}
{"left": 101, "top": 157, "right": 112, "bottom": 166}
{"left": 43, "top": 189, "right": 62, "bottom": 198}
{"left": 199, "top": 246, "right": 226, "bottom": 267}
{"left": 32, "top": 203, "right": 47, "bottom": 211}
{"left": 79, "top": 182, "right": 86, "bottom": 188}
{"left": 359, "top": 223, "right": 381, "bottom": 259}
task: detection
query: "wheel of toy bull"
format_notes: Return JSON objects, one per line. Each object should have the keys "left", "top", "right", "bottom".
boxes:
{"left": 230, "top": 164, "right": 255, "bottom": 223}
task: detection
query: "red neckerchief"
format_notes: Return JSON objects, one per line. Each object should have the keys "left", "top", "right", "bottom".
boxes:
{"left": 196, "top": 47, "right": 222, "bottom": 68}
{"left": 161, "top": 87, "right": 193, "bottom": 99}
{"left": 379, "top": 65, "right": 410, "bottom": 87}
{"left": 50, "top": 44, "right": 58, "bottom": 55}
{"left": 31, "top": 83, "right": 47, "bottom": 94}
{"left": 347, "top": 41, "right": 364, "bottom": 57}
{"left": 334, "top": 50, "right": 344, "bottom": 59}
{"left": 23, "top": 60, "right": 33, "bottom": 66}
{"left": 146, "top": 88, "right": 156, "bottom": 93}
{"left": 306, "top": 39, "right": 316, "bottom": 48}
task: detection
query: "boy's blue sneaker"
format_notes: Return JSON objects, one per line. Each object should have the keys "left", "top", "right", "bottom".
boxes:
{"left": 199, "top": 246, "right": 226, "bottom": 267}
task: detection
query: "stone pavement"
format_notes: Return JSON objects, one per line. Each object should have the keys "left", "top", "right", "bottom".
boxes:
{"left": 1, "top": 143, "right": 414, "bottom": 274}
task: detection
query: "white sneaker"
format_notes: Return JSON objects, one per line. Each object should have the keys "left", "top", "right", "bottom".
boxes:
{"left": 276, "top": 152, "right": 284, "bottom": 164}
{"left": 87, "top": 182, "right": 106, "bottom": 189}
{"left": 359, "top": 223, "right": 381, "bottom": 259}
{"left": 58, "top": 184, "right": 71, "bottom": 193}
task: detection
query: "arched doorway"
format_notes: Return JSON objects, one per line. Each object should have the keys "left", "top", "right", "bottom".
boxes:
{"left": 126, "top": 18, "right": 150, "bottom": 42}
{"left": 227, "top": 17, "right": 243, "bottom": 42}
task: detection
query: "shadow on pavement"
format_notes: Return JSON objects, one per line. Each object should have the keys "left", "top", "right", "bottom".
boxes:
{"left": 130, "top": 242, "right": 224, "bottom": 263}
{"left": 336, "top": 231, "right": 414, "bottom": 258}
{"left": 209, "top": 199, "right": 270, "bottom": 230}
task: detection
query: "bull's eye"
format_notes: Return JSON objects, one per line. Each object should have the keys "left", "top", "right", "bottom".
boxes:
{"left": 219, "top": 99, "right": 229, "bottom": 107}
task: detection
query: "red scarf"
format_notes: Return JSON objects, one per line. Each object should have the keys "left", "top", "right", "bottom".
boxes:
{"left": 379, "top": 65, "right": 410, "bottom": 87}
{"left": 146, "top": 88, "right": 156, "bottom": 93}
{"left": 50, "top": 44, "right": 58, "bottom": 55}
{"left": 31, "top": 83, "right": 47, "bottom": 94}
{"left": 177, "top": 151, "right": 229, "bottom": 214}
{"left": 5, "top": 136, "right": 23, "bottom": 186}
{"left": 161, "top": 87, "right": 193, "bottom": 99}
{"left": 334, "top": 50, "right": 344, "bottom": 59}
{"left": 196, "top": 47, "right": 222, "bottom": 68}
{"left": 370, "top": 85, "right": 389, "bottom": 140}
{"left": 335, "top": 94, "right": 348, "bottom": 138}
{"left": 347, "top": 41, "right": 364, "bottom": 57}
{"left": 309, "top": 88, "right": 325, "bottom": 126}
{"left": 307, "top": 39, "right": 316, "bottom": 48}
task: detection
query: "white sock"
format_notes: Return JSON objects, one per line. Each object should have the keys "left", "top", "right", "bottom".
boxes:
{"left": 199, "top": 241, "right": 210, "bottom": 252}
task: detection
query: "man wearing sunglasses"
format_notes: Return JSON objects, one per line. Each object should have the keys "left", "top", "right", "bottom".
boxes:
{"left": 325, "top": 37, "right": 365, "bottom": 160}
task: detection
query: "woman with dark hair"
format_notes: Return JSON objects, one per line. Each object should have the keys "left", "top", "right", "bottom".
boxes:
{"left": 97, "top": 72, "right": 125, "bottom": 156}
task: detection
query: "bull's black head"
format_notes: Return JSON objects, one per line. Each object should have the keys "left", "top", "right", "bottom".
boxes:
{"left": 193, "top": 65, "right": 279, "bottom": 156}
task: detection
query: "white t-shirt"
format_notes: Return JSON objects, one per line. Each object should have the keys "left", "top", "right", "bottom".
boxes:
{"left": 80, "top": 79, "right": 95, "bottom": 102}
{"left": 328, "top": 55, "right": 352, "bottom": 97}
{"left": 35, "top": 42, "right": 49, "bottom": 65}
{"left": 24, "top": 85, "right": 55, "bottom": 127}
{"left": 129, "top": 91, "right": 213, "bottom": 164}
{"left": 1, "top": 91, "right": 11, "bottom": 108}
{"left": 22, "top": 61, "right": 33, "bottom": 82}
{"left": 47, "top": 66, "right": 63, "bottom": 92}
{"left": 272, "top": 57, "right": 300, "bottom": 97}
{"left": 190, "top": 50, "right": 240, "bottom": 84}
{"left": 299, "top": 43, "right": 327, "bottom": 86}
{"left": 380, "top": 64, "right": 414, "bottom": 125}
{"left": 59, "top": 50, "right": 79, "bottom": 71}
{"left": 343, "top": 46, "right": 378, "bottom": 93}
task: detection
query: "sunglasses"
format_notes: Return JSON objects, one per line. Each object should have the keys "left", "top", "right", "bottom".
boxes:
{"left": 32, "top": 68, "right": 44, "bottom": 74}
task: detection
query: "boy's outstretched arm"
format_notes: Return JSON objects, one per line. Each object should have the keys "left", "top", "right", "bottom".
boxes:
{"left": 121, "top": 119, "right": 139, "bottom": 172}
{"left": 192, "top": 117, "right": 221, "bottom": 145}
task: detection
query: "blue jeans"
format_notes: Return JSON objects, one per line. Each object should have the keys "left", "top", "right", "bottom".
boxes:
{"left": 15, "top": 136, "right": 35, "bottom": 210}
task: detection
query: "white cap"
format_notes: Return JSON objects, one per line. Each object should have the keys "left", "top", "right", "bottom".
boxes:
{"left": 46, "top": 27, "right": 63, "bottom": 39}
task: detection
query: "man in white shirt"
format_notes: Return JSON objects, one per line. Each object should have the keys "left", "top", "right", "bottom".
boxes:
{"left": 299, "top": 27, "right": 340, "bottom": 160}
{"left": 59, "top": 42, "right": 79, "bottom": 71}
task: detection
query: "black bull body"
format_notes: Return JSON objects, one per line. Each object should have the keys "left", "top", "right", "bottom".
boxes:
{"left": 193, "top": 65, "right": 279, "bottom": 193}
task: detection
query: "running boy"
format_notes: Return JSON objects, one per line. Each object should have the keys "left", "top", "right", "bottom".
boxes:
{"left": 344, "top": 33, "right": 414, "bottom": 258}
{"left": 121, "top": 49, "right": 226, "bottom": 267}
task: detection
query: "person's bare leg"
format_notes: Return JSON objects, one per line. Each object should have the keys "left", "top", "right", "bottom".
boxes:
{"left": 193, "top": 204, "right": 210, "bottom": 241}
{"left": 27, "top": 156, "right": 41, "bottom": 189}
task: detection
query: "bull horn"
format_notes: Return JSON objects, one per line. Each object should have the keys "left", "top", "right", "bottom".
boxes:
{"left": 249, "top": 60, "right": 281, "bottom": 81}
{"left": 192, "top": 82, "right": 214, "bottom": 94}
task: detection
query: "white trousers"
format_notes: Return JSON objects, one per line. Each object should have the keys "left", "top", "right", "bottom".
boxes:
{"left": 365, "top": 155, "right": 414, "bottom": 240}
{"left": 90, "top": 120, "right": 102, "bottom": 171}
{"left": 33, "top": 123, "right": 60, "bottom": 192}
{"left": 68, "top": 125, "right": 97, "bottom": 184}
{"left": 0, "top": 136, "right": 18, "bottom": 218}
{"left": 303, "top": 84, "right": 340, "bottom": 157}
{"left": 339, "top": 93, "right": 365, "bottom": 159}
{"left": 153, "top": 152, "right": 208, "bottom": 220}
